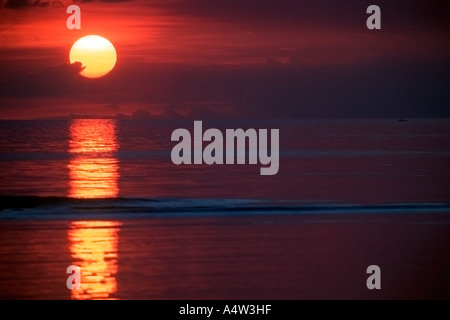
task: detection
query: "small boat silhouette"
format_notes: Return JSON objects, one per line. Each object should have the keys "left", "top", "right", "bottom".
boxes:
{"left": 398, "top": 118, "right": 408, "bottom": 122}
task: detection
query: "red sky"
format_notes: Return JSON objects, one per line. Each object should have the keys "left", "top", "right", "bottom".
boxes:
{"left": 1, "top": 0, "right": 449, "bottom": 119}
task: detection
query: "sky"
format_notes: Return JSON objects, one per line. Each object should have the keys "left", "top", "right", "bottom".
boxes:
{"left": 0, "top": 0, "right": 449, "bottom": 119}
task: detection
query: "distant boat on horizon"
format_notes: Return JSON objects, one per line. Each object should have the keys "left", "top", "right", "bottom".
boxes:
{"left": 398, "top": 117, "right": 408, "bottom": 122}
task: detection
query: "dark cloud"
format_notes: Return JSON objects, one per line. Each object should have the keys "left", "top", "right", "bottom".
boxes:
{"left": 8, "top": 0, "right": 447, "bottom": 29}
{"left": 3, "top": 0, "right": 449, "bottom": 30}
{"left": 4, "top": 0, "right": 29, "bottom": 9}
{"left": 1, "top": 57, "right": 449, "bottom": 118}
{"left": 73, "top": 0, "right": 135, "bottom": 3}
{"left": 3, "top": 0, "right": 64, "bottom": 8}
{"left": 165, "top": 0, "right": 450, "bottom": 29}
{"left": 1, "top": 62, "right": 84, "bottom": 97}
{"left": 234, "top": 59, "right": 450, "bottom": 118}
{"left": 105, "top": 104, "right": 120, "bottom": 110}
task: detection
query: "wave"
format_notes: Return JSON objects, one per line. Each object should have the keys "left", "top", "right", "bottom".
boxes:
{"left": 1, "top": 196, "right": 450, "bottom": 220}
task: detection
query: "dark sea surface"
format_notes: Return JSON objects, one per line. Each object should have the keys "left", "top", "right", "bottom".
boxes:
{"left": 1, "top": 118, "right": 449, "bottom": 212}
{"left": 0, "top": 118, "right": 449, "bottom": 299}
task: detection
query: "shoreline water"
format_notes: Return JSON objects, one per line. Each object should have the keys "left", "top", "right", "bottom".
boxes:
{"left": 1, "top": 195, "right": 450, "bottom": 219}
{"left": 1, "top": 212, "right": 450, "bottom": 300}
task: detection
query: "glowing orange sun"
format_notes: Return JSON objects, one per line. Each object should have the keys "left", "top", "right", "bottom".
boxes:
{"left": 70, "top": 35, "right": 117, "bottom": 79}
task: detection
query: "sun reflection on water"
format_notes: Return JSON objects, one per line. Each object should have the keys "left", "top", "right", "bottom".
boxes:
{"left": 68, "top": 221, "right": 122, "bottom": 300}
{"left": 67, "top": 119, "right": 121, "bottom": 299}
{"left": 68, "top": 119, "right": 119, "bottom": 198}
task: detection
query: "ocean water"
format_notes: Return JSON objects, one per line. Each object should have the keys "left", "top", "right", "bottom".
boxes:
{"left": 1, "top": 119, "right": 450, "bottom": 299}
{"left": 0, "top": 118, "right": 449, "bottom": 216}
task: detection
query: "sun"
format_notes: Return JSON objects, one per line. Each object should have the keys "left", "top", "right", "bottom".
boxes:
{"left": 70, "top": 35, "right": 117, "bottom": 79}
